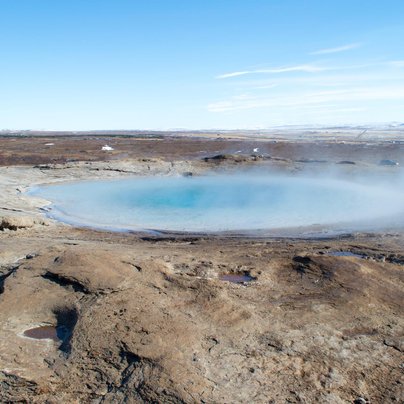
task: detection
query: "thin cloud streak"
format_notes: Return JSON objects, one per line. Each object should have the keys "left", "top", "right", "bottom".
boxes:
{"left": 235, "top": 69, "right": 404, "bottom": 90}
{"left": 390, "top": 60, "right": 404, "bottom": 68}
{"left": 207, "top": 86, "right": 404, "bottom": 112}
{"left": 215, "top": 61, "right": 382, "bottom": 80}
{"left": 251, "top": 83, "right": 279, "bottom": 90}
{"left": 217, "top": 61, "right": 404, "bottom": 94}
{"left": 216, "top": 71, "right": 251, "bottom": 79}
{"left": 216, "top": 64, "right": 326, "bottom": 79}
{"left": 310, "top": 42, "right": 361, "bottom": 55}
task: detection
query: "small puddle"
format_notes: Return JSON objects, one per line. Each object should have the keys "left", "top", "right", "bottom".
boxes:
{"left": 328, "top": 251, "right": 365, "bottom": 258}
{"left": 219, "top": 273, "right": 257, "bottom": 284}
{"left": 23, "top": 325, "right": 69, "bottom": 342}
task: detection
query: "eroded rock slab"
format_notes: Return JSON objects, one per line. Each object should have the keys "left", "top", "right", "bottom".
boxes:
{"left": 43, "top": 248, "right": 138, "bottom": 294}
{"left": 0, "top": 235, "right": 403, "bottom": 403}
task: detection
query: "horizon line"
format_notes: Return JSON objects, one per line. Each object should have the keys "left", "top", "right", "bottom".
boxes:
{"left": 1, "top": 122, "right": 403, "bottom": 133}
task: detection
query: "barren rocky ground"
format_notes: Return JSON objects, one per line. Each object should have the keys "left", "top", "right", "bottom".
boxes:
{"left": 0, "top": 134, "right": 403, "bottom": 403}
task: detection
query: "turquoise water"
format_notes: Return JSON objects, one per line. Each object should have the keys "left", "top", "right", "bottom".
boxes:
{"left": 30, "top": 175, "right": 404, "bottom": 233}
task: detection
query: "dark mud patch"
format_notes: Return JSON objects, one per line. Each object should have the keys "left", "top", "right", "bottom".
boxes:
{"left": 293, "top": 255, "right": 339, "bottom": 282}
{"left": 219, "top": 273, "right": 257, "bottom": 284}
{"left": 342, "top": 327, "right": 378, "bottom": 338}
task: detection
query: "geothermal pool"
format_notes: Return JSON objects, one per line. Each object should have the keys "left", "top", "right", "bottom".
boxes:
{"left": 31, "top": 175, "right": 404, "bottom": 234}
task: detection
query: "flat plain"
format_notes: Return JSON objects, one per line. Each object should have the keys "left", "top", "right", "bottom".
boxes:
{"left": 0, "top": 131, "right": 403, "bottom": 403}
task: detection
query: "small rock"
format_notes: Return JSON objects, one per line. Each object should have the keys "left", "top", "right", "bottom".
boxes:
{"left": 354, "top": 397, "right": 367, "bottom": 404}
{"left": 383, "top": 338, "right": 403, "bottom": 352}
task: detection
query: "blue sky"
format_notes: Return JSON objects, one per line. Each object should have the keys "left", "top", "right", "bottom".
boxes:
{"left": 1, "top": 0, "right": 404, "bottom": 130}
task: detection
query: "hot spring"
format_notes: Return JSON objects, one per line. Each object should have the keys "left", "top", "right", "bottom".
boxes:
{"left": 30, "top": 174, "right": 404, "bottom": 235}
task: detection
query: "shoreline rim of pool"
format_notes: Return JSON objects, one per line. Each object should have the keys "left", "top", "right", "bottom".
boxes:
{"left": 28, "top": 174, "right": 404, "bottom": 238}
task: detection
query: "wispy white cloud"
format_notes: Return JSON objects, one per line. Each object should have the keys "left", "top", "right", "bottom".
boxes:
{"left": 207, "top": 86, "right": 404, "bottom": 112}
{"left": 326, "top": 107, "right": 367, "bottom": 113}
{"left": 216, "top": 71, "right": 251, "bottom": 79}
{"left": 211, "top": 56, "right": 404, "bottom": 126}
{"left": 234, "top": 68, "right": 404, "bottom": 91}
{"left": 215, "top": 61, "right": 380, "bottom": 80}
{"left": 310, "top": 42, "right": 361, "bottom": 55}
{"left": 389, "top": 60, "right": 404, "bottom": 68}
{"left": 216, "top": 64, "right": 326, "bottom": 79}
{"left": 232, "top": 93, "right": 256, "bottom": 100}
{"left": 251, "top": 83, "right": 279, "bottom": 90}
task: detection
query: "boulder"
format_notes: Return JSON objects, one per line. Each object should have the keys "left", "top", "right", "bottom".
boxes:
{"left": 0, "top": 215, "right": 36, "bottom": 230}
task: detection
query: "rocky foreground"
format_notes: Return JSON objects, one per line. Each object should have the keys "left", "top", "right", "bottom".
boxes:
{"left": 0, "top": 135, "right": 403, "bottom": 403}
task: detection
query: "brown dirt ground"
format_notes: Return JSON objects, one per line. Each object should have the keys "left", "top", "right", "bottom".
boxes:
{"left": 0, "top": 135, "right": 403, "bottom": 403}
